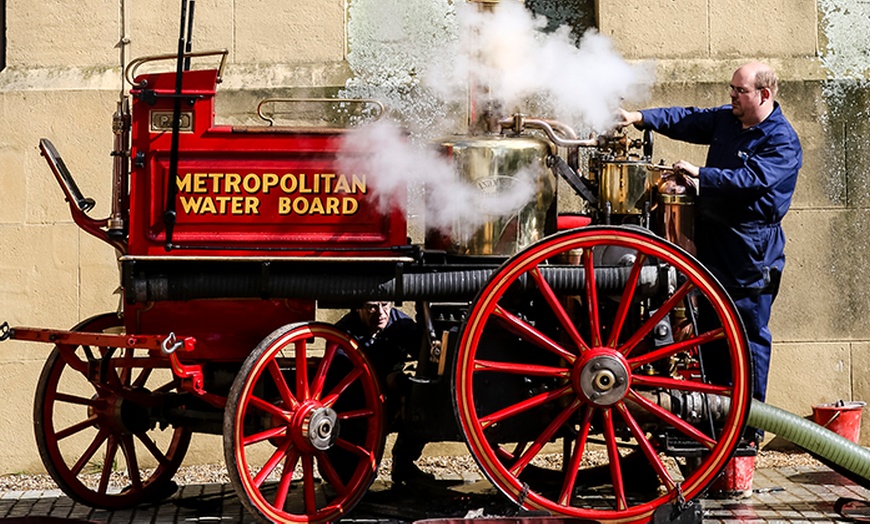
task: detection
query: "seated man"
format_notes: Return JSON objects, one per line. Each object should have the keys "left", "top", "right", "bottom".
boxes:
{"left": 336, "top": 301, "right": 434, "bottom": 486}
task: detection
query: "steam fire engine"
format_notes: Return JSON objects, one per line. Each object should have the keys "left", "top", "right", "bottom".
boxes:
{"left": 0, "top": 3, "right": 754, "bottom": 523}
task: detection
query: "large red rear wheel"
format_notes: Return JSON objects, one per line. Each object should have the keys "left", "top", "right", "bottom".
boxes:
{"left": 34, "top": 312, "right": 192, "bottom": 509}
{"left": 454, "top": 226, "right": 751, "bottom": 522}
{"left": 224, "top": 321, "right": 385, "bottom": 523}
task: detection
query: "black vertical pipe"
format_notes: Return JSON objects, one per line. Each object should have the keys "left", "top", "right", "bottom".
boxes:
{"left": 163, "top": 0, "right": 189, "bottom": 250}
{"left": 183, "top": 1, "right": 196, "bottom": 70}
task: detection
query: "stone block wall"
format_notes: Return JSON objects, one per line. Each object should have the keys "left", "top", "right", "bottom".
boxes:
{"left": 1, "top": 0, "right": 870, "bottom": 473}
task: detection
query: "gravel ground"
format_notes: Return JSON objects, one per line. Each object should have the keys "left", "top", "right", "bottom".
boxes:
{"left": 0, "top": 450, "right": 826, "bottom": 493}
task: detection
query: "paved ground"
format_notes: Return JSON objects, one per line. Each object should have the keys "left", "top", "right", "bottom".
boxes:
{"left": 1, "top": 464, "right": 868, "bottom": 523}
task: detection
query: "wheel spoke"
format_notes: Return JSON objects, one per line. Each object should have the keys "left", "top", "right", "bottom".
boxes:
{"left": 134, "top": 431, "right": 169, "bottom": 468}
{"left": 321, "top": 368, "right": 363, "bottom": 408}
{"left": 558, "top": 406, "right": 594, "bottom": 505}
{"left": 311, "top": 341, "right": 339, "bottom": 401}
{"left": 315, "top": 450, "right": 348, "bottom": 496}
{"left": 54, "top": 392, "right": 99, "bottom": 407}
{"left": 295, "top": 339, "right": 310, "bottom": 401}
{"left": 119, "top": 434, "right": 143, "bottom": 492}
{"left": 617, "top": 280, "right": 694, "bottom": 357}
{"left": 254, "top": 439, "right": 293, "bottom": 488}
{"left": 273, "top": 448, "right": 300, "bottom": 511}
{"left": 474, "top": 359, "right": 571, "bottom": 378}
{"left": 267, "top": 359, "right": 299, "bottom": 410}
{"left": 131, "top": 365, "right": 153, "bottom": 389}
{"left": 493, "top": 306, "right": 577, "bottom": 363}
{"left": 602, "top": 409, "right": 627, "bottom": 510}
{"left": 606, "top": 252, "right": 647, "bottom": 348}
{"left": 98, "top": 435, "right": 120, "bottom": 495}
{"left": 629, "top": 328, "right": 725, "bottom": 369}
{"left": 70, "top": 427, "right": 110, "bottom": 476}
{"left": 583, "top": 249, "right": 602, "bottom": 347}
{"left": 480, "top": 384, "right": 573, "bottom": 428}
{"left": 56, "top": 415, "right": 99, "bottom": 441}
{"left": 626, "top": 390, "right": 716, "bottom": 448}
{"left": 632, "top": 374, "right": 732, "bottom": 395}
{"left": 302, "top": 455, "right": 317, "bottom": 515}
{"left": 243, "top": 425, "right": 288, "bottom": 447}
{"left": 337, "top": 408, "right": 375, "bottom": 421}
{"left": 614, "top": 402, "right": 675, "bottom": 490}
{"left": 509, "top": 399, "right": 581, "bottom": 476}
{"left": 529, "top": 267, "right": 590, "bottom": 353}
{"left": 248, "top": 395, "right": 290, "bottom": 419}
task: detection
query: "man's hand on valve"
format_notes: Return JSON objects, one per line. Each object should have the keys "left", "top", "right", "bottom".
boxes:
{"left": 671, "top": 160, "right": 700, "bottom": 193}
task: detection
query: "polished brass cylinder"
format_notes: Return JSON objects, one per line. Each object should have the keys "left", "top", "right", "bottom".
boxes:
{"left": 427, "top": 135, "right": 555, "bottom": 255}
{"left": 598, "top": 161, "right": 659, "bottom": 215}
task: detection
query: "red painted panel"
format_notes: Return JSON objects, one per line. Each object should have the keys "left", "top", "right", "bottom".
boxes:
{"left": 125, "top": 299, "right": 315, "bottom": 361}
{"left": 127, "top": 69, "right": 407, "bottom": 257}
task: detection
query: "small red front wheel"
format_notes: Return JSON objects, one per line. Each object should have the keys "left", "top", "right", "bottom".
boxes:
{"left": 454, "top": 226, "right": 751, "bottom": 523}
{"left": 34, "top": 312, "right": 191, "bottom": 509}
{"left": 224, "top": 321, "right": 386, "bottom": 523}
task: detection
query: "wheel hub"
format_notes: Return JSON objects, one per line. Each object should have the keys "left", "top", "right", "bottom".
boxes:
{"left": 302, "top": 406, "right": 339, "bottom": 451}
{"left": 575, "top": 350, "right": 630, "bottom": 406}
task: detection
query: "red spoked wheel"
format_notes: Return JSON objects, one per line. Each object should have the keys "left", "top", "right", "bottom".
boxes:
{"left": 224, "top": 321, "right": 385, "bottom": 524}
{"left": 34, "top": 313, "right": 192, "bottom": 509}
{"left": 454, "top": 226, "right": 751, "bottom": 522}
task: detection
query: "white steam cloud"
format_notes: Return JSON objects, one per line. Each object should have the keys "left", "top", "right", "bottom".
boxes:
{"left": 340, "top": 0, "right": 654, "bottom": 238}
{"left": 337, "top": 119, "right": 536, "bottom": 233}
{"left": 427, "top": 0, "right": 651, "bottom": 132}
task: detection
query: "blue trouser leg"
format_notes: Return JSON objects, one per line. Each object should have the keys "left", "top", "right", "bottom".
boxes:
{"left": 732, "top": 292, "right": 775, "bottom": 402}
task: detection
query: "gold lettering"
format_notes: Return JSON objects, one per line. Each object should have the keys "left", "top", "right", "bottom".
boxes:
{"left": 342, "top": 197, "right": 359, "bottom": 214}
{"left": 280, "top": 174, "right": 297, "bottom": 193}
{"left": 262, "top": 173, "right": 279, "bottom": 194}
{"left": 351, "top": 174, "right": 367, "bottom": 193}
{"left": 309, "top": 197, "right": 325, "bottom": 214}
{"left": 320, "top": 173, "right": 336, "bottom": 192}
{"left": 278, "top": 197, "right": 292, "bottom": 215}
{"left": 245, "top": 197, "right": 259, "bottom": 214}
{"left": 334, "top": 175, "right": 350, "bottom": 193}
{"left": 242, "top": 174, "right": 261, "bottom": 193}
{"left": 293, "top": 198, "right": 310, "bottom": 214}
{"left": 179, "top": 196, "right": 201, "bottom": 213}
{"left": 200, "top": 197, "right": 217, "bottom": 214}
{"left": 298, "top": 174, "right": 312, "bottom": 194}
{"left": 193, "top": 173, "right": 209, "bottom": 193}
{"left": 177, "top": 173, "right": 193, "bottom": 192}
{"left": 226, "top": 173, "right": 241, "bottom": 193}
{"left": 325, "top": 197, "right": 339, "bottom": 214}
{"left": 215, "top": 196, "right": 231, "bottom": 214}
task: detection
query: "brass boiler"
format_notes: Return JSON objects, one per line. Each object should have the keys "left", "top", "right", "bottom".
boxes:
{"left": 657, "top": 175, "right": 696, "bottom": 255}
{"left": 427, "top": 135, "right": 555, "bottom": 255}
{"left": 597, "top": 158, "right": 661, "bottom": 215}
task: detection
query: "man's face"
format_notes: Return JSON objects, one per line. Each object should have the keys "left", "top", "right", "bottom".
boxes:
{"left": 729, "top": 68, "right": 762, "bottom": 122}
{"left": 358, "top": 302, "right": 392, "bottom": 332}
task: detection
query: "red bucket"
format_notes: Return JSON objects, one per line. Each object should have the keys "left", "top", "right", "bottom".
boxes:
{"left": 813, "top": 400, "right": 866, "bottom": 443}
{"left": 710, "top": 451, "right": 756, "bottom": 498}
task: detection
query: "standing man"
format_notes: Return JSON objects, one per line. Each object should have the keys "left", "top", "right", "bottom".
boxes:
{"left": 619, "top": 62, "right": 802, "bottom": 411}
{"left": 336, "top": 301, "right": 434, "bottom": 486}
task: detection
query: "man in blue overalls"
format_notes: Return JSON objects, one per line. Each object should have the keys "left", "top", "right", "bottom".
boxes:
{"left": 337, "top": 301, "right": 434, "bottom": 486}
{"left": 620, "top": 62, "right": 802, "bottom": 438}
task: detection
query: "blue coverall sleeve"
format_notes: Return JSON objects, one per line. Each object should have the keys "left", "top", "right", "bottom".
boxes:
{"left": 639, "top": 107, "right": 719, "bottom": 145}
{"left": 698, "top": 129, "right": 802, "bottom": 196}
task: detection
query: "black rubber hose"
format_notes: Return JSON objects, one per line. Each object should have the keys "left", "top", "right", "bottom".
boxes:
{"left": 131, "top": 265, "right": 660, "bottom": 302}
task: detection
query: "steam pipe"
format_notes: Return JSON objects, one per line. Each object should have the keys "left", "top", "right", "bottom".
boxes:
{"left": 498, "top": 114, "right": 599, "bottom": 148}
